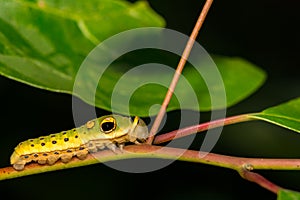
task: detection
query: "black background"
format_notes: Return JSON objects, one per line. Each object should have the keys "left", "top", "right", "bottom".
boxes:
{"left": 1, "top": 0, "right": 300, "bottom": 199}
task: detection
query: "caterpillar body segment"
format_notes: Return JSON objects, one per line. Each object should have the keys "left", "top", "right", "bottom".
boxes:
{"left": 11, "top": 115, "right": 148, "bottom": 170}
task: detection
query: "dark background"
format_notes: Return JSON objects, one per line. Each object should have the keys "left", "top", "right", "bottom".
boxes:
{"left": 1, "top": 0, "right": 300, "bottom": 199}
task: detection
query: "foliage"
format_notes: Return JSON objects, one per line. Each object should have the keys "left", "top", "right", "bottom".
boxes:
{"left": 0, "top": 0, "right": 265, "bottom": 116}
{"left": 0, "top": 0, "right": 299, "bottom": 200}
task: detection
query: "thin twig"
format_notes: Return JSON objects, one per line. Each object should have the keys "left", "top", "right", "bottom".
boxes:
{"left": 239, "top": 170, "right": 282, "bottom": 194}
{"left": 153, "top": 114, "right": 253, "bottom": 144}
{"left": 146, "top": 0, "right": 214, "bottom": 144}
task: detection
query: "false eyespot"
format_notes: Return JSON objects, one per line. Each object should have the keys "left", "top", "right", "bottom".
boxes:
{"left": 100, "top": 117, "right": 116, "bottom": 133}
{"left": 10, "top": 115, "right": 149, "bottom": 171}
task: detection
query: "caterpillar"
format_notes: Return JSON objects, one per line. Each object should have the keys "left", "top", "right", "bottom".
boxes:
{"left": 10, "top": 115, "right": 148, "bottom": 171}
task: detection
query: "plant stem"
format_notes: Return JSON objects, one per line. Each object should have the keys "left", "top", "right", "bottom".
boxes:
{"left": 1, "top": 145, "right": 300, "bottom": 185}
{"left": 239, "top": 170, "right": 282, "bottom": 194}
{"left": 153, "top": 114, "right": 254, "bottom": 144}
{"left": 146, "top": 0, "right": 214, "bottom": 144}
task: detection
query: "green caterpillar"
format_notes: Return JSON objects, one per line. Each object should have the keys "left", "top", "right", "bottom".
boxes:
{"left": 10, "top": 115, "right": 148, "bottom": 171}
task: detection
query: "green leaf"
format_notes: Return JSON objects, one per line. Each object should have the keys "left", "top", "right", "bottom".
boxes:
{"left": 250, "top": 97, "right": 300, "bottom": 133}
{"left": 212, "top": 55, "right": 266, "bottom": 109}
{"left": 0, "top": 0, "right": 165, "bottom": 92}
{"left": 73, "top": 52, "right": 266, "bottom": 116}
{"left": 0, "top": 0, "right": 266, "bottom": 116}
{"left": 278, "top": 189, "right": 300, "bottom": 200}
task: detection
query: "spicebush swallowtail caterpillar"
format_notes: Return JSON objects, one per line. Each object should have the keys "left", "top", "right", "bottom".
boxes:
{"left": 11, "top": 115, "right": 148, "bottom": 170}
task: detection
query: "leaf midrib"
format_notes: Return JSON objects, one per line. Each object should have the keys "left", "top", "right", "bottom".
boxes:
{"left": 254, "top": 113, "right": 300, "bottom": 123}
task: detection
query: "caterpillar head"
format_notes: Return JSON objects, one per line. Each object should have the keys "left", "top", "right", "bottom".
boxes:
{"left": 128, "top": 116, "right": 149, "bottom": 143}
{"left": 82, "top": 115, "right": 148, "bottom": 142}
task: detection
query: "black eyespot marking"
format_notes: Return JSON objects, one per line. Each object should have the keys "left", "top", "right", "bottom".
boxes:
{"left": 64, "top": 138, "right": 69, "bottom": 142}
{"left": 29, "top": 139, "right": 34, "bottom": 142}
{"left": 62, "top": 131, "right": 67, "bottom": 135}
{"left": 75, "top": 135, "right": 78, "bottom": 138}
{"left": 24, "top": 155, "right": 29, "bottom": 159}
{"left": 51, "top": 135, "right": 56, "bottom": 137}
{"left": 101, "top": 122, "right": 115, "bottom": 133}
{"left": 40, "top": 137, "right": 44, "bottom": 140}
{"left": 54, "top": 152, "right": 59, "bottom": 155}
{"left": 43, "top": 153, "right": 48, "bottom": 156}
{"left": 34, "top": 154, "right": 38, "bottom": 157}
{"left": 67, "top": 149, "right": 72, "bottom": 153}
{"left": 100, "top": 117, "right": 116, "bottom": 133}
{"left": 41, "top": 143, "right": 45, "bottom": 146}
{"left": 79, "top": 147, "right": 85, "bottom": 150}
{"left": 31, "top": 144, "right": 34, "bottom": 147}
{"left": 52, "top": 140, "right": 57, "bottom": 144}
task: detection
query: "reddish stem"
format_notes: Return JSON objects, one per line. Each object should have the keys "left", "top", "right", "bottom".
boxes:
{"left": 153, "top": 114, "right": 253, "bottom": 144}
{"left": 239, "top": 170, "right": 282, "bottom": 194}
{"left": 147, "top": 0, "right": 214, "bottom": 144}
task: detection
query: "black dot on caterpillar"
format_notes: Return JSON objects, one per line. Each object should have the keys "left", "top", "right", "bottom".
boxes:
{"left": 10, "top": 115, "right": 148, "bottom": 171}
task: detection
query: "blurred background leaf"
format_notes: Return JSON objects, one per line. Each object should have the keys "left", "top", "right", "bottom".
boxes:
{"left": 0, "top": 0, "right": 164, "bottom": 92}
{"left": 0, "top": 0, "right": 266, "bottom": 116}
